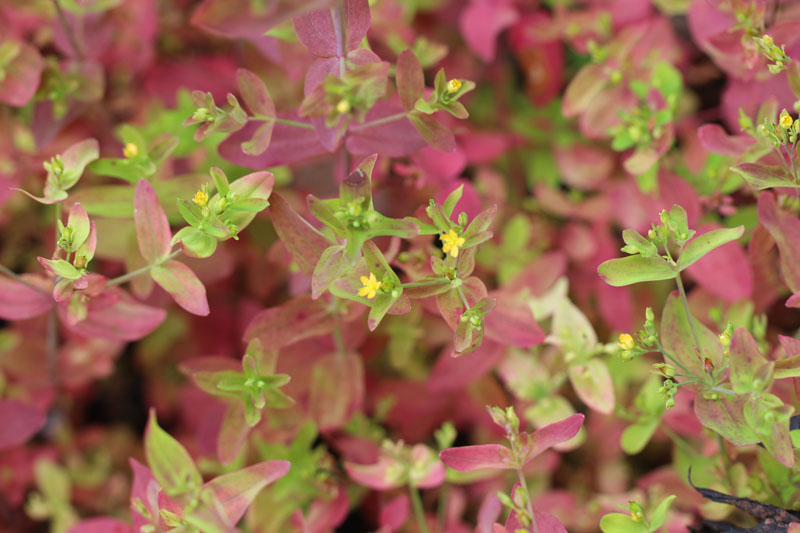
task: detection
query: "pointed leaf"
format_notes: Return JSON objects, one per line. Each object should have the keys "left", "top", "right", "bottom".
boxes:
{"left": 598, "top": 255, "right": 676, "bottom": 286}
{"left": 677, "top": 226, "right": 745, "bottom": 270}
{"left": 144, "top": 409, "right": 202, "bottom": 497}
{"left": 151, "top": 260, "right": 210, "bottom": 316}
{"left": 134, "top": 180, "right": 171, "bottom": 264}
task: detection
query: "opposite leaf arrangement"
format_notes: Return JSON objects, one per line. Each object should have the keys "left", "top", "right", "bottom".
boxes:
{"left": 7, "top": 0, "right": 800, "bottom": 532}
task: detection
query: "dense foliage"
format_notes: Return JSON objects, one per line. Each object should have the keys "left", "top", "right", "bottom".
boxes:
{"left": 4, "top": 0, "right": 800, "bottom": 532}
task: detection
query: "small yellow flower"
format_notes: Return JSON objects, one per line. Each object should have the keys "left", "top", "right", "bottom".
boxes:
{"left": 358, "top": 272, "right": 381, "bottom": 299}
{"left": 336, "top": 99, "right": 351, "bottom": 114}
{"left": 761, "top": 34, "right": 774, "bottom": 47}
{"left": 780, "top": 112, "right": 794, "bottom": 129}
{"left": 446, "top": 79, "right": 462, "bottom": 94}
{"left": 123, "top": 143, "right": 139, "bottom": 158}
{"left": 440, "top": 229, "right": 465, "bottom": 258}
{"left": 618, "top": 333, "right": 635, "bottom": 351}
{"left": 192, "top": 190, "right": 209, "bottom": 207}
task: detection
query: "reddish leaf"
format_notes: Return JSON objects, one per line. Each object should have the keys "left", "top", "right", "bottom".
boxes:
{"left": 291, "top": 486, "right": 350, "bottom": 533}
{"left": 151, "top": 260, "right": 209, "bottom": 316}
{"left": 63, "top": 288, "right": 166, "bottom": 341}
{"left": 268, "top": 193, "right": 332, "bottom": 277}
{"left": 292, "top": 0, "right": 370, "bottom": 58}
{"left": 0, "top": 40, "right": 44, "bottom": 107}
{"left": 758, "top": 192, "right": 800, "bottom": 292}
{"left": 697, "top": 123, "right": 755, "bottom": 157}
{"left": 440, "top": 444, "right": 514, "bottom": 472}
{"left": 427, "top": 341, "right": 505, "bottom": 392}
{"left": 204, "top": 460, "right": 291, "bottom": 524}
{"left": 0, "top": 400, "right": 46, "bottom": 451}
{"left": 408, "top": 113, "right": 456, "bottom": 152}
{"left": 459, "top": 0, "right": 519, "bottom": 62}
{"left": 517, "top": 414, "right": 584, "bottom": 465}
{"left": 346, "top": 103, "right": 427, "bottom": 157}
{"left": 244, "top": 296, "right": 338, "bottom": 349}
{"left": 0, "top": 275, "right": 53, "bottom": 320}
{"left": 191, "top": 0, "right": 333, "bottom": 39}
{"left": 396, "top": 50, "right": 425, "bottom": 112}
{"left": 134, "top": 180, "right": 171, "bottom": 264}
{"left": 309, "top": 352, "right": 364, "bottom": 431}
{"left": 485, "top": 294, "right": 545, "bottom": 347}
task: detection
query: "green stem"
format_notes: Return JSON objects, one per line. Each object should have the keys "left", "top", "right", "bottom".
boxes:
{"left": 0, "top": 264, "right": 50, "bottom": 294}
{"left": 657, "top": 345, "right": 692, "bottom": 377}
{"left": 251, "top": 115, "right": 315, "bottom": 130}
{"left": 106, "top": 250, "right": 181, "bottom": 287}
{"left": 437, "top": 481, "right": 449, "bottom": 532}
{"left": 515, "top": 467, "right": 539, "bottom": 533}
{"left": 456, "top": 285, "right": 470, "bottom": 311}
{"left": 409, "top": 484, "right": 430, "bottom": 533}
{"left": 349, "top": 112, "right": 408, "bottom": 132}
{"left": 402, "top": 279, "right": 447, "bottom": 288}
{"left": 675, "top": 273, "right": 702, "bottom": 359}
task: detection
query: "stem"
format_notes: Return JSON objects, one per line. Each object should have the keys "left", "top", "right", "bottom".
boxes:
{"left": 349, "top": 112, "right": 408, "bottom": 132}
{"left": 657, "top": 345, "right": 692, "bottom": 377}
{"left": 251, "top": 116, "right": 315, "bottom": 130}
{"left": 409, "top": 484, "right": 430, "bottom": 533}
{"left": 106, "top": 250, "right": 181, "bottom": 287}
{"left": 515, "top": 467, "right": 539, "bottom": 533}
{"left": 675, "top": 273, "right": 702, "bottom": 358}
{"left": 402, "top": 279, "right": 447, "bottom": 288}
{"left": 0, "top": 264, "right": 50, "bottom": 294}
{"left": 50, "top": 0, "right": 84, "bottom": 60}
{"left": 456, "top": 285, "right": 470, "bottom": 311}
{"left": 46, "top": 307, "right": 59, "bottom": 390}
{"left": 436, "top": 482, "right": 449, "bottom": 532}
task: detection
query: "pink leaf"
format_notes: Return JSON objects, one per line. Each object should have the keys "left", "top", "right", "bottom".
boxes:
{"left": 191, "top": 0, "right": 333, "bottom": 38}
{"left": 0, "top": 400, "right": 46, "bottom": 451}
{"left": 379, "top": 495, "right": 409, "bottom": 533}
{"left": 697, "top": 124, "right": 754, "bottom": 158}
{"left": 518, "top": 414, "right": 585, "bottom": 465}
{"left": 244, "top": 296, "right": 339, "bottom": 349}
{"left": 346, "top": 103, "right": 427, "bottom": 157}
{"left": 0, "top": 40, "right": 44, "bottom": 107}
{"left": 204, "top": 460, "right": 291, "bottom": 524}
{"left": 291, "top": 486, "right": 349, "bottom": 533}
{"left": 396, "top": 50, "right": 425, "bottom": 112}
{"left": 459, "top": 0, "right": 519, "bottom": 62}
{"left": 64, "top": 288, "right": 166, "bottom": 341}
{"left": 219, "top": 111, "right": 326, "bottom": 168}
{"left": 440, "top": 444, "right": 514, "bottom": 472}
{"left": 151, "top": 260, "right": 209, "bottom": 316}
{"left": 217, "top": 402, "right": 250, "bottom": 465}
{"left": 134, "top": 180, "right": 171, "bottom": 264}
{"left": 685, "top": 225, "right": 753, "bottom": 302}
{"left": 268, "top": 193, "right": 332, "bottom": 277}
{"left": 309, "top": 352, "right": 364, "bottom": 431}
{"left": 427, "top": 341, "right": 505, "bottom": 392}
{"left": 292, "top": 0, "right": 370, "bottom": 58}
{"left": 0, "top": 275, "right": 53, "bottom": 320}
{"left": 485, "top": 294, "right": 545, "bottom": 347}
{"left": 757, "top": 192, "right": 800, "bottom": 292}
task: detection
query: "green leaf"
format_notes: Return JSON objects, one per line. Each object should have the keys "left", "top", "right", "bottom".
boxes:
{"left": 660, "top": 293, "right": 725, "bottom": 377}
{"left": 597, "top": 255, "right": 676, "bottom": 287}
{"left": 621, "top": 420, "right": 659, "bottom": 455}
{"left": 210, "top": 167, "right": 230, "bottom": 196}
{"left": 144, "top": 409, "right": 202, "bottom": 497}
{"left": 600, "top": 513, "right": 649, "bottom": 533}
{"left": 39, "top": 258, "right": 82, "bottom": 280}
{"left": 442, "top": 185, "right": 463, "bottom": 219}
{"left": 648, "top": 495, "right": 676, "bottom": 532}
{"left": 730, "top": 163, "right": 796, "bottom": 190}
{"left": 677, "top": 226, "right": 745, "bottom": 271}
{"left": 621, "top": 229, "right": 657, "bottom": 257}
{"left": 693, "top": 392, "right": 759, "bottom": 446}
{"left": 87, "top": 158, "right": 151, "bottom": 183}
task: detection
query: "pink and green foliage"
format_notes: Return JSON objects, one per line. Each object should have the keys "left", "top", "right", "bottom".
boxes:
{"left": 8, "top": 0, "right": 800, "bottom": 532}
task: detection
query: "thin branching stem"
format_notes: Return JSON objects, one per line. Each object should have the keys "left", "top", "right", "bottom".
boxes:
{"left": 106, "top": 250, "right": 181, "bottom": 286}
{"left": 409, "top": 484, "right": 430, "bottom": 533}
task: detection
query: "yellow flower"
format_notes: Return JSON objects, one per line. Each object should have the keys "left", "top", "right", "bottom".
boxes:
{"left": 446, "top": 79, "right": 462, "bottom": 93}
{"left": 780, "top": 112, "right": 794, "bottom": 129}
{"left": 123, "top": 143, "right": 139, "bottom": 158}
{"left": 336, "top": 99, "right": 351, "bottom": 114}
{"left": 358, "top": 272, "right": 381, "bottom": 299}
{"left": 440, "top": 229, "right": 465, "bottom": 258}
{"left": 618, "top": 333, "right": 635, "bottom": 351}
{"left": 761, "top": 34, "right": 774, "bottom": 47}
{"left": 192, "top": 190, "right": 209, "bottom": 207}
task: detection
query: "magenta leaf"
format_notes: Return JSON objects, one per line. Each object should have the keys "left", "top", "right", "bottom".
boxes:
{"left": 440, "top": 444, "right": 514, "bottom": 472}
{"left": 191, "top": 0, "right": 333, "bottom": 38}
{"left": 269, "top": 193, "right": 332, "bottom": 277}
{"left": 0, "top": 39, "right": 44, "bottom": 107}
{"left": 459, "top": 0, "right": 519, "bottom": 62}
{"left": 151, "top": 259, "right": 209, "bottom": 316}
{"left": 697, "top": 124, "right": 755, "bottom": 157}
{"left": 0, "top": 400, "right": 46, "bottom": 451}
{"left": 0, "top": 275, "right": 53, "bottom": 320}
{"left": 517, "top": 414, "right": 585, "bottom": 465}
{"left": 292, "top": 0, "right": 370, "bottom": 58}
{"left": 757, "top": 192, "right": 800, "bottom": 292}
{"left": 63, "top": 288, "right": 166, "bottom": 341}
{"left": 309, "top": 352, "right": 364, "bottom": 431}
{"left": 244, "top": 296, "right": 339, "bottom": 349}
{"left": 134, "top": 180, "right": 172, "bottom": 264}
